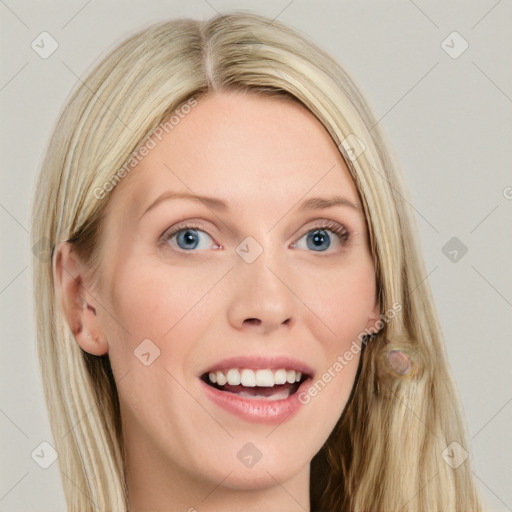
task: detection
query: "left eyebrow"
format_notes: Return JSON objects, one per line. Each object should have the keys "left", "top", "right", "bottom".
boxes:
{"left": 298, "top": 196, "right": 361, "bottom": 212}
{"left": 140, "top": 191, "right": 361, "bottom": 220}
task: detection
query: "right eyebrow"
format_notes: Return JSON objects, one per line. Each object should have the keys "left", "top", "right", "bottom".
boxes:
{"left": 140, "top": 191, "right": 228, "bottom": 220}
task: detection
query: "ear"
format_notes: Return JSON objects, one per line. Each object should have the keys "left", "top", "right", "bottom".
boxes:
{"left": 365, "top": 296, "right": 381, "bottom": 332}
{"left": 53, "top": 242, "right": 109, "bottom": 356}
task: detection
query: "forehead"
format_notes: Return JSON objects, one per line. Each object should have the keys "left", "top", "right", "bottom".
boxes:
{"left": 109, "top": 90, "right": 360, "bottom": 218}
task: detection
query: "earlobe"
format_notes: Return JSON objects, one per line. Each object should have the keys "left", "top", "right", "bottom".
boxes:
{"left": 366, "top": 298, "right": 381, "bottom": 332}
{"left": 53, "top": 242, "right": 109, "bottom": 356}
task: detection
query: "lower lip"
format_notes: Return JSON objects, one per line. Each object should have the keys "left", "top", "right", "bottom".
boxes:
{"left": 199, "top": 378, "right": 312, "bottom": 424}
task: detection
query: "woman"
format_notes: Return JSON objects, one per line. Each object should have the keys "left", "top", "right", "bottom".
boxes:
{"left": 31, "top": 10, "right": 483, "bottom": 512}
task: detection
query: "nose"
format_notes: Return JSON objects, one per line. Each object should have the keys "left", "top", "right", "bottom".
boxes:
{"left": 226, "top": 244, "right": 296, "bottom": 335}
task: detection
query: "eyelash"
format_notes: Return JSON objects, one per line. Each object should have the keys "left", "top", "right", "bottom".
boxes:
{"left": 159, "top": 220, "right": 350, "bottom": 252}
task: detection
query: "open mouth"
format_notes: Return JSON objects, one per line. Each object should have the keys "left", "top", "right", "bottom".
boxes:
{"left": 201, "top": 368, "right": 311, "bottom": 401}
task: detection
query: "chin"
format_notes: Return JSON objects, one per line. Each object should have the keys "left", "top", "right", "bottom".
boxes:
{"left": 190, "top": 441, "right": 310, "bottom": 491}
{"left": 219, "top": 461, "right": 307, "bottom": 491}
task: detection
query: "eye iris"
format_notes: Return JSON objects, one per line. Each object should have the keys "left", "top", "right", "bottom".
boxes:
{"left": 307, "top": 229, "right": 330, "bottom": 251}
{"left": 177, "top": 229, "right": 199, "bottom": 249}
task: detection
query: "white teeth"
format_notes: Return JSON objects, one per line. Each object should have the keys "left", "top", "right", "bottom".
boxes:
{"left": 255, "top": 369, "right": 274, "bottom": 387}
{"left": 216, "top": 371, "right": 227, "bottom": 386}
{"left": 226, "top": 368, "right": 241, "bottom": 385}
{"left": 207, "top": 368, "right": 306, "bottom": 387}
{"left": 274, "top": 369, "right": 287, "bottom": 385}
{"left": 240, "top": 369, "right": 256, "bottom": 387}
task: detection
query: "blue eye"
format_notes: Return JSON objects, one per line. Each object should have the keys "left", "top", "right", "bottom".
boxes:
{"left": 292, "top": 222, "right": 350, "bottom": 252}
{"left": 161, "top": 220, "right": 350, "bottom": 253}
{"left": 163, "top": 224, "right": 216, "bottom": 251}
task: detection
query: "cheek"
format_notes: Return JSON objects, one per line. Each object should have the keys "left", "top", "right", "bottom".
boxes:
{"left": 299, "top": 267, "right": 372, "bottom": 422}
{"left": 302, "top": 257, "right": 376, "bottom": 345}
{"left": 289, "top": 258, "right": 375, "bottom": 414}
{"left": 108, "top": 258, "right": 209, "bottom": 336}
{"left": 102, "top": 261, "right": 217, "bottom": 427}
{"left": 103, "top": 256, "right": 225, "bottom": 379}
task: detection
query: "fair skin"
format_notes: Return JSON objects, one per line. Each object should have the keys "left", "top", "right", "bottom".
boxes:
{"left": 55, "top": 91, "right": 380, "bottom": 512}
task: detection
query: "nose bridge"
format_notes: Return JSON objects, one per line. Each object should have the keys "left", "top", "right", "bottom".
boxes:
{"left": 227, "top": 233, "right": 296, "bottom": 330}
{"left": 237, "top": 230, "right": 287, "bottom": 286}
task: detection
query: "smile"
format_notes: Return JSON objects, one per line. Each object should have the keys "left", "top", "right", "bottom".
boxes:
{"left": 199, "top": 357, "right": 314, "bottom": 423}
{"left": 202, "top": 368, "right": 306, "bottom": 400}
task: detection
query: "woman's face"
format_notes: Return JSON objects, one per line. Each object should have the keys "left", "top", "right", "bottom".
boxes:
{"left": 75, "top": 91, "right": 379, "bottom": 494}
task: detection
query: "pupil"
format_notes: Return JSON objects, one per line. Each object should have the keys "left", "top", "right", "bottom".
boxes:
{"left": 309, "top": 229, "right": 329, "bottom": 250}
{"left": 179, "top": 230, "right": 198, "bottom": 249}
{"left": 313, "top": 232, "right": 324, "bottom": 244}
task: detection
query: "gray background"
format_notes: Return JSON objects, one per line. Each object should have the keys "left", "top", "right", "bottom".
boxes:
{"left": 1, "top": 0, "right": 511, "bottom": 510}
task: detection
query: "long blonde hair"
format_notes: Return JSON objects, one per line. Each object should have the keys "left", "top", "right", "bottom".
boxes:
{"left": 31, "top": 10, "right": 483, "bottom": 511}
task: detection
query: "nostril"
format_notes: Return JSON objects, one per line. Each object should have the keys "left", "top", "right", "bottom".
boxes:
{"left": 243, "top": 318, "right": 261, "bottom": 326}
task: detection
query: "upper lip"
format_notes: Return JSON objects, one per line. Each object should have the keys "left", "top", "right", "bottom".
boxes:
{"left": 200, "top": 355, "right": 315, "bottom": 378}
